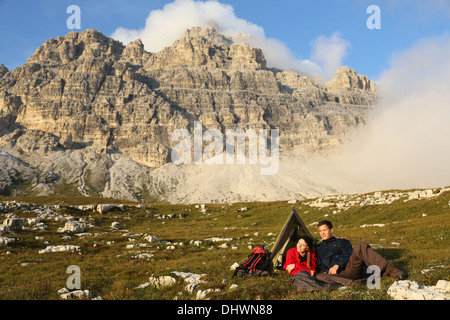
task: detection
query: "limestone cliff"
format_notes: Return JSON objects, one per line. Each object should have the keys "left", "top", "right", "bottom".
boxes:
{"left": 0, "top": 27, "right": 377, "bottom": 202}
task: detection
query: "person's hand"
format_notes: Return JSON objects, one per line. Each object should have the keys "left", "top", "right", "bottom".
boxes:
{"left": 328, "top": 265, "right": 339, "bottom": 274}
{"left": 310, "top": 270, "right": 315, "bottom": 277}
{"left": 286, "top": 264, "right": 295, "bottom": 273}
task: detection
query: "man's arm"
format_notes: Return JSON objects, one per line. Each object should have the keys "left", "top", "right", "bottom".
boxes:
{"left": 330, "top": 239, "right": 353, "bottom": 271}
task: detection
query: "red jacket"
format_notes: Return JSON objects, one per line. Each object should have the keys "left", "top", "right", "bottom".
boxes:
{"left": 283, "top": 247, "right": 317, "bottom": 276}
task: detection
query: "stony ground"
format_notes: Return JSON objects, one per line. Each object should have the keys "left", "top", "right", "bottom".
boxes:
{"left": 0, "top": 186, "right": 449, "bottom": 300}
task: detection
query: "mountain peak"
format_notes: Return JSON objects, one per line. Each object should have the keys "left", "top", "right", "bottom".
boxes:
{"left": 27, "top": 28, "right": 124, "bottom": 66}
{"left": 327, "top": 66, "right": 377, "bottom": 92}
{"left": 183, "top": 26, "right": 233, "bottom": 46}
{"left": 0, "top": 64, "right": 8, "bottom": 77}
{"left": 0, "top": 27, "right": 377, "bottom": 201}
{"left": 150, "top": 26, "right": 266, "bottom": 70}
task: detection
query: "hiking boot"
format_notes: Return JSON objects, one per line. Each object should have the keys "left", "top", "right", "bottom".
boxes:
{"left": 383, "top": 262, "right": 407, "bottom": 280}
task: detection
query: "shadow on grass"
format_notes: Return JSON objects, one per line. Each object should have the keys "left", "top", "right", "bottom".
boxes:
{"left": 376, "top": 248, "right": 405, "bottom": 261}
{"left": 375, "top": 248, "right": 409, "bottom": 274}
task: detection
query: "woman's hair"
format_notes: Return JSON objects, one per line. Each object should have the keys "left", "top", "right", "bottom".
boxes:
{"left": 298, "top": 236, "right": 313, "bottom": 268}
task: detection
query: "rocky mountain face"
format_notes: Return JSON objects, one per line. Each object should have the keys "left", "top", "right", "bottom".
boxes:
{"left": 0, "top": 27, "right": 377, "bottom": 202}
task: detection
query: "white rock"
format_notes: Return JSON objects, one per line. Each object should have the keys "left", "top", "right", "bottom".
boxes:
{"left": 196, "top": 288, "right": 221, "bottom": 300}
{"left": 60, "top": 289, "right": 91, "bottom": 300}
{"left": 205, "top": 237, "right": 233, "bottom": 242}
{"left": 309, "top": 202, "right": 333, "bottom": 208}
{"left": 229, "top": 284, "right": 239, "bottom": 291}
{"left": 360, "top": 224, "right": 385, "bottom": 228}
{"left": 62, "top": 221, "right": 85, "bottom": 233}
{"left": 0, "top": 236, "right": 11, "bottom": 247}
{"left": 126, "top": 243, "right": 152, "bottom": 249}
{"left": 388, "top": 280, "right": 450, "bottom": 300}
{"left": 436, "top": 280, "right": 450, "bottom": 291}
{"left": 111, "top": 222, "right": 120, "bottom": 230}
{"left": 148, "top": 275, "right": 177, "bottom": 288}
{"left": 196, "top": 289, "right": 214, "bottom": 300}
{"left": 335, "top": 202, "right": 346, "bottom": 209}
{"left": 39, "top": 245, "right": 80, "bottom": 254}
{"left": 3, "top": 237, "right": 16, "bottom": 243}
{"left": 75, "top": 233, "right": 92, "bottom": 238}
{"left": 134, "top": 282, "right": 151, "bottom": 290}
{"left": 3, "top": 218, "right": 23, "bottom": 230}
{"left": 172, "top": 271, "right": 206, "bottom": 284}
{"left": 96, "top": 204, "right": 125, "bottom": 214}
{"left": 145, "top": 235, "right": 160, "bottom": 243}
{"left": 373, "top": 191, "right": 382, "bottom": 198}
{"left": 185, "top": 284, "right": 198, "bottom": 294}
{"left": 230, "top": 262, "right": 240, "bottom": 270}
{"left": 58, "top": 287, "right": 70, "bottom": 294}
{"left": 190, "top": 240, "right": 203, "bottom": 246}
{"left": 27, "top": 218, "right": 41, "bottom": 226}
{"left": 74, "top": 205, "right": 96, "bottom": 211}
{"left": 199, "top": 204, "right": 208, "bottom": 213}
{"left": 0, "top": 225, "right": 8, "bottom": 236}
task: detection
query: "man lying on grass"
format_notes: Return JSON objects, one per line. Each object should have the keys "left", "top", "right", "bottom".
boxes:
{"left": 315, "top": 220, "right": 407, "bottom": 285}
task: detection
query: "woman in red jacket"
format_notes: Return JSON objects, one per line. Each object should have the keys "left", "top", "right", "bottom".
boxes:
{"left": 283, "top": 236, "right": 340, "bottom": 292}
{"left": 283, "top": 236, "right": 317, "bottom": 276}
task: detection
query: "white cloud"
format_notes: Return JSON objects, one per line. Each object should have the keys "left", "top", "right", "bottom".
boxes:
{"left": 110, "top": 0, "right": 342, "bottom": 77}
{"left": 310, "top": 32, "right": 352, "bottom": 80}
{"left": 231, "top": 32, "right": 323, "bottom": 76}
{"left": 331, "top": 34, "right": 450, "bottom": 190}
{"left": 111, "top": 0, "right": 264, "bottom": 53}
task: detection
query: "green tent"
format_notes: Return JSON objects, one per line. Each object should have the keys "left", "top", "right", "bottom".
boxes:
{"left": 269, "top": 207, "right": 318, "bottom": 270}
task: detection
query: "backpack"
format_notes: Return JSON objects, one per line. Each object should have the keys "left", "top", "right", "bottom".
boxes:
{"left": 232, "top": 246, "right": 273, "bottom": 278}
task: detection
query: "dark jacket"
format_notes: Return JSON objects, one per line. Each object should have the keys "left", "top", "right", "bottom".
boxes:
{"left": 316, "top": 237, "right": 353, "bottom": 273}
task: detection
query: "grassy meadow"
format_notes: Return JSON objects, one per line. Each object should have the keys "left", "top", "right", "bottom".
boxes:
{"left": 0, "top": 188, "right": 449, "bottom": 300}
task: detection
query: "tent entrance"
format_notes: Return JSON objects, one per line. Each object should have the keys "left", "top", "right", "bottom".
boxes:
{"left": 269, "top": 208, "right": 317, "bottom": 270}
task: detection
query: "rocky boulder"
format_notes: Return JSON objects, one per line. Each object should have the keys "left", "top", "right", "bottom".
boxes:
{"left": 388, "top": 280, "right": 450, "bottom": 300}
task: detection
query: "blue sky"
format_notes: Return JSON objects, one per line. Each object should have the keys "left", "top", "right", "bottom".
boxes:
{"left": 0, "top": 0, "right": 449, "bottom": 80}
